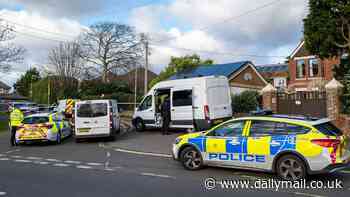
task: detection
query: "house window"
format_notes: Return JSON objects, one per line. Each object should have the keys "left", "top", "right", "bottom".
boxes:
{"left": 309, "top": 58, "right": 319, "bottom": 77}
{"left": 296, "top": 59, "right": 305, "bottom": 78}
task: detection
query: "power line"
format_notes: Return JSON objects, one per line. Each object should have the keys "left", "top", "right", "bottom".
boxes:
{"left": 152, "top": 0, "right": 285, "bottom": 44}
{"left": 0, "top": 24, "right": 69, "bottom": 43}
{"left": 0, "top": 17, "right": 79, "bottom": 40}
{"left": 150, "top": 43, "right": 287, "bottom": 58}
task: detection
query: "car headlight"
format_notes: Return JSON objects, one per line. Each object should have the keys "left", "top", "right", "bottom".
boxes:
{"left": 174, "top": 137, "right": 182, "bottom": 145}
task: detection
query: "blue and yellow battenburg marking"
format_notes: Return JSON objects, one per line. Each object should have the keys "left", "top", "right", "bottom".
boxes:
{"left": 187, "top": 134, "right": 298, "bottom": 163}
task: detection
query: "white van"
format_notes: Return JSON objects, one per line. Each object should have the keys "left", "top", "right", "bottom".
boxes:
{"left": 132, "top": 76, "right": 232, "bottom": 131}
{"left": 74, "top": 100, "right": 120, "bottom": 141}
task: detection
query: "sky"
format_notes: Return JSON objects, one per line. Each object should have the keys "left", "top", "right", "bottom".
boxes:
{"left": 0, "top": 0, "right": 308, "bottom": 87}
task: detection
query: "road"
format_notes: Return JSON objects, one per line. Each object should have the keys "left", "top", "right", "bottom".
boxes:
{"left": 0, "top": 125, "right": 349, "bottom": 197}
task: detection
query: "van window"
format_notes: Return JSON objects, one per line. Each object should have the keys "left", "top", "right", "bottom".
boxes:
{"left": 77, "top": 103, "right": 108, "bottom": 118}
{"left": 138, "top": 96, "right": 152, "bottom": 111}
{"left": 172, "top": 90, "right": 192, "bottom": 107}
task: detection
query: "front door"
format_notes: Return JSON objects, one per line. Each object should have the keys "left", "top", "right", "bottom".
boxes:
{"left": 136, "top": 95, "right": 155, "bottom": 127}
{"left": 170, "top": 88, "right": 194, "bottom": 128}
{"left": 204, "top": 120, "right": 247, "bottom": 167}
{"left": 245, "top": 120, "right": 275, "bottom": 169}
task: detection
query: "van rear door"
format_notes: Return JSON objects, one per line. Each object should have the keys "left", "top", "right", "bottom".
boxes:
{"left": 170, "top": 88, "right": 194, "bottom": 128}
{"left": 75, "top": 101, "right": 110, "bottom": 135}
{"left": 207, "top": 82, "right": 232, "bottom": 121}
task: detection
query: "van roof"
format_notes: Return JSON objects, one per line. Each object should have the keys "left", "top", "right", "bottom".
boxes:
{"left": 76, "top": 99, "right": 112, "bottom": 103}
{"left": 150, "top": 75, "right": 227, "bottom": 92}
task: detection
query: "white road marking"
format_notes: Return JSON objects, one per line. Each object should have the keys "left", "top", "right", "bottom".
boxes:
{"left": 10, "top": 155, "right": 22, "bottom": 158}
{"left": 0, "top": 191, "right": 6, "bottom": 196}
{"left": 294, "top": 192, "right": 326, "bottom": 197}
{"left": 53, "top": 163, "right": 70, "bottom": 167}
{"left": 141, "top": 172, "right": 175, "bottom": 179}
{"left": 46, "top": 159, "right": 61, "bottom": 162}
{"left": 64, "top": 160, "right": 81, "bottom": 164}
{"left": 26, "top": 156, "right": 43, "bottom": 160}
{"left": 114, "top": 148, "right": 172, "bottom": 158}
{"left": 0, "top": 158, "right": 10, "bottom": 161}
{"left": 37, "top": 161, "right": 49, "bottom": 165}
{"left": 5, "top": 149, "right": 20, "bottom": 154}
{"left": 76, "top": 165, "right": 93, "bottom": 169}
{"left": 86, "top": 162, "right": 103, "bottom": 166}
{"left": 14, "top": 159, "right": 32, "bottom": 163}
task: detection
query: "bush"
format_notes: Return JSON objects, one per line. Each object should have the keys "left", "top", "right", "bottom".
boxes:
{"left": 231, "top": 91, "right": 259, "bottom": 113}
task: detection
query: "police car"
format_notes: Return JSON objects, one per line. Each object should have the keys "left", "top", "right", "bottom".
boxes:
{"left": 172, "top": 116, "right": 350, "bottom": 180}
{"left": 16, "top": 113, "right": 72, "bottom": 144}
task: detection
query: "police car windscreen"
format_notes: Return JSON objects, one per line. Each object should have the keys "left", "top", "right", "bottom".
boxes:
{"left": 314, "top": 122, "right": 342, "bottom": 136}
{"left": 77, "top": 103, "right": 108, "bottom": 118}
{"left": 23, "top": 116, "right": 49, "bottom": 124}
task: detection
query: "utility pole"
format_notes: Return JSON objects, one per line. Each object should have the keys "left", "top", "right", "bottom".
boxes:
{"left": 144, "top": 40, "right": 149, "bottom": 95}
{"left": 134, "top": 65, "right": 138, "bottom": 110}
{"left": 141, "top": 33, "right": 149, "bottom": 95}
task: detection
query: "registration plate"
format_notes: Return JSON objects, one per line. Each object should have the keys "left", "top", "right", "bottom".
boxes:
{"left": 79, "top": 128, "right": 91, "bottom": 133}
{"left": 213, "top": 119, "right": 223, "bottom": 124}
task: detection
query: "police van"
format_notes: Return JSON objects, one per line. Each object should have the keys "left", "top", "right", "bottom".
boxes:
{"left": 74, "top": 100, "right": 120, "bottom": 141}
{"left": 132, "top": 76, "right": 232, "bottom": 131}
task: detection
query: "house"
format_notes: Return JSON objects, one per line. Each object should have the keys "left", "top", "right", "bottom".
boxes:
{"left": 288, "top": 40, "right": 340, "bottom": 91}
{"left": 169, "top": 61, "right": 268, "bottom": 94}
{"left": 256, "top": 64, "right": 289, "bottom": 90}
{"left": 0, "top": 81, "right": 10, "bottom": 94}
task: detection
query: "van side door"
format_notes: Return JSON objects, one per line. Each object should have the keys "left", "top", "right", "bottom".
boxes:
{"left": 170, "top": 88, "right": 194, "bottom": 129}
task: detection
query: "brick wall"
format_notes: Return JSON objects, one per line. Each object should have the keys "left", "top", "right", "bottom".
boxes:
{"left": 288, "top": 57, "right": 340, "bottom": 91}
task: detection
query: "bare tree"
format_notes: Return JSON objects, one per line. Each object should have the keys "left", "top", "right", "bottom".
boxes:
{"left": 79, "top": 22, "right": 143, "bottom": 83}
{"left": 0, "top": 21, "right": 25, "bottom": 72}
{"left": 48, "top": 41, "right": 83, "bottom": 79}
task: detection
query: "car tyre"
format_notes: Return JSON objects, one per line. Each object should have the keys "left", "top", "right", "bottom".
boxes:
{"left": 56, "top": 131, "right": 62, "bottom": 145}
{"left": 276, "top": 154, "right": 306, "bottom": 181}
{"left": 135, "top": 118, "right": 145, "bottom": 132}
{"left": 180, "top": 146, "right": 203, "bottom": 170}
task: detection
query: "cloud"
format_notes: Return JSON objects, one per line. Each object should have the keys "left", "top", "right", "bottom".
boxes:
{"left": 130, "top": 0, "right": 308, "bottom": 69}
{"left": 5, "top": 0, "right": 107, "bottom": 19}
{"left": 0, "top": 9, "right": 85, "bottom": 84}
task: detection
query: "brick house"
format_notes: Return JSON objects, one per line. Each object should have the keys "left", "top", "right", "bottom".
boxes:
{"left": 169, "top": 61, "right": 268, "bottom": 95}
{"left": 256, "top": 64, "right": 289, "bottom": 90}
{"left": 288, "top": 40, "right": 340, "bottom": 91}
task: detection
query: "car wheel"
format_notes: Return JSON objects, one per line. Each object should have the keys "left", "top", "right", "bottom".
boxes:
{"left": 276, "top": 155, "right": 306, "bottom": 181}
{"left": 180, "top": 147, "right": 203, "bottom": 170}
{"left": 56, "top": 131, "right": 62, "bottom": 145}
{"left": 135, "top": 119, "right": 145, "bottom": 132}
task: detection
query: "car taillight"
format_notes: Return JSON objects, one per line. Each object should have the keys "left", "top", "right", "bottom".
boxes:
{"left": 311, "top": 139, "right": 340, "bottom": 148}
{"left": 204, "top": 105, "right": 210, "bottom": 120}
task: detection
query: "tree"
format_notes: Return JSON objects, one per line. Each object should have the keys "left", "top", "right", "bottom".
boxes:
{"left": 48, "top": 41, "right": 83, "bottom": 79}
{"left": 304, "top": 0, "right": 350, "bottom": 58}
{"left": 0, "top": 21, "right": 25, "bottom": 72}
{"left": 79, "top": 22, "right": 143, "bottom": 83}
{"left": 14, "top": 67, "right": 41, "bottom": 97}
{"left": 303, "top": 0, "right": 350, "bottom": 114}
{"left": 149, "top": 54, "right": 213, "bottom": 88}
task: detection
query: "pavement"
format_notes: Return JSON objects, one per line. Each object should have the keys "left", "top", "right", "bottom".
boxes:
{"left": 0, "top": 119, "right": 349, "bottom": 197}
